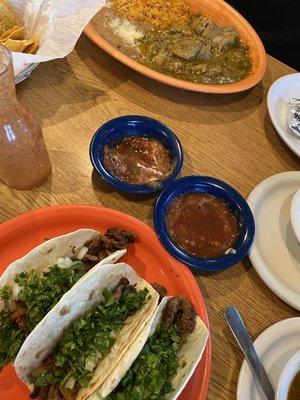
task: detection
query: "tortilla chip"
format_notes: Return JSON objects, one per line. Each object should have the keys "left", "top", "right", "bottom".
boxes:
{"left": 0, "top": 1, "right": 39, "bottom": 54}
{"left": 0, "top": 0, "right": 20, "bottom": 18}
{"left": 0, "top": 25, "right": 24, "bottom": 40}
{"left": 1, "top": 38, "right": 27, "bottom": 52}
{"left": 23, "top": 37, "right": 39, "bottom": 54}
{"left": 1, "top": 37, "right": 39, "bottom": 54}
{"left": 0, "top": 2, "right": 21, "bottom": 36}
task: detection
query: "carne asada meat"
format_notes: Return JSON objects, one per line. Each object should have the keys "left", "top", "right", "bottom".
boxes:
{"left": 30, "top": 356, "right": 66, "bottom": 399}
{"left": 29, "top": 385, "right": 50, "bottom": 400}
{"left": 151, "top": 283, "right": 167, "bottom": 301}
{"left": 162, "top": 296, "right": 196, "bottom": 334}
{"left": 30, "top": 385, "right": 65, "bottom": 400}
{"left": 83, "top": 228, "right": 136, "bottom": 267}
{"left": 103, "top": 228, "right": 136, "bottom": 252}
{"left": 113, "top": 277, "right": 135, "bottom": 301}
{"left": 48, "top": 385, "right": 64, "bottom": 400}
{"left": 11, "top": 300, "right": 27, "bottom": 330}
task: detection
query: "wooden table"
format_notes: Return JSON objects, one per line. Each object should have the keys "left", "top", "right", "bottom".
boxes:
{"left": 1, "top": 34, "right": 299, "bottom": 399}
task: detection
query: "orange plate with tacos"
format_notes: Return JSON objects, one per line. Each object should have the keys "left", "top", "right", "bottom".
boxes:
{"left": 84, "top": 0, "right": 266, "bottom": 94}
{"left": 0, "top": 205, "right": 211, "bottom": 400}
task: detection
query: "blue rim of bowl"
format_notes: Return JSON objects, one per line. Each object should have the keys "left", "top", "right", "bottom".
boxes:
{"left": 154, "top": 175, "right": 255, "bottom": 273}
{"left": 90, "top": 115, "right": 183, "bottom": 194}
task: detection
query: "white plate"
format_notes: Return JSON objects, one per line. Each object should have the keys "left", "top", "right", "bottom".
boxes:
{"left": 237, "top": 318, "right": 300, "bottom": 400}
{"left": 248, "top": 172, "right": 300, "bottom": 310}
{"left": 267, "top": 73, "right": 300, "bottom": 157}
{"left": 291, "top": 189, "right": 300, "bottom": 244}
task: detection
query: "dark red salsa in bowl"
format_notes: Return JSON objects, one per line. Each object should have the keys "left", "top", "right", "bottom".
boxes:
{"left": 90, "top": 115, "right": 183, "bottom": 194}
{"left": 103, "top": 136, "right": 173, "bottom": 186}
{"left": 154, "top": 176, "right": 255, "bottom": 273}
{"left": 165, "top": 193, "right": 239, "bottom": 259}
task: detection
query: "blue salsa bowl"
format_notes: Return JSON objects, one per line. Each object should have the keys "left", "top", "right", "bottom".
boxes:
{"left": 154, "top": 176, "right": 255, "bottom": 273}
{"left": 90, "top": 115, "right": 183, "bottom": 194}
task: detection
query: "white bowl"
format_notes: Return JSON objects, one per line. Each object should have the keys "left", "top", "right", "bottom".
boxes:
{"left": 276, "top": 350, "right": 300, "bottom": 400}
{"left": 15, "top": 63, "right": 39, "bottom": 84}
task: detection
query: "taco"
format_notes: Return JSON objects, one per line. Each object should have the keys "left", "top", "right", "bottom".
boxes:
{"left": 97, "top": 293, "right": 209, "bottom": 400}
{"left": 0, "top": 227, "right": 135, "bottom": 370}
{"left": 15, "top": 263, "right": 159, "bottom": 400}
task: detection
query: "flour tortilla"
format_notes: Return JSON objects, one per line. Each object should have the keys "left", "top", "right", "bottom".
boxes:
{"left": 0, "top": 228, "right": 127, "bottom": 310}
{"left": 95, "top": 296, "right": 209, "bottom": 400}
{"left": 15, "top": 263, "right": 159, "bottom": 400}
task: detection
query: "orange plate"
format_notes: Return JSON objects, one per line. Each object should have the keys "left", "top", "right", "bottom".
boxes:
{"left": 84, "top": 0, "right": 266, "bottom": 94}
{"left": 0, "top": 205, "right": 211, "bottom": 400}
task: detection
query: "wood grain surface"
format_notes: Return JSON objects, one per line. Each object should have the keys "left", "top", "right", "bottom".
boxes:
{"left": 0, "top": 34, "right": 299, "bottom": 399}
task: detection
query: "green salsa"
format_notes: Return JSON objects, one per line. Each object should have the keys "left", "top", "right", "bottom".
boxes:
{"left": 138, "top": 13, "right": 252, "bottom": 85}
{"left": 106, "top": 322, "right": 182, "bottom": 400}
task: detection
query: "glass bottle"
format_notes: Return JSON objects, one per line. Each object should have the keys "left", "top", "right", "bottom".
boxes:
{"left": 0, "top": 44, "right": 52, "bottom": 190}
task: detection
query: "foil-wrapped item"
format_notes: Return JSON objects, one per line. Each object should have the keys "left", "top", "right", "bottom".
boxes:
{"left": 288, "top": 98, "right": 300, "bottom": 137}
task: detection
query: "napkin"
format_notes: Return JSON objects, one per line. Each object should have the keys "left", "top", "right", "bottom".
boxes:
{"left": 9, "top": 0, "right": 105, "bottom": 76}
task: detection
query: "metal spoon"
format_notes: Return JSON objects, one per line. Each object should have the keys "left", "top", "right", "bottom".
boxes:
{"left": 225, "top": 306, "right": 275, "bottom": 400}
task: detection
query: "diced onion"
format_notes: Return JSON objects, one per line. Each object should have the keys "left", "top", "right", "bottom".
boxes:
{"left": 108, "top": 17, "right": 144, "bottom": 46}
{"left": 57, "top": 257, "right": 74, "bottom": 268}
{"left": 65, "top": 377, "right": 76, "bottom": 390}
{"left": 76, "top": 246, "right": 89, "bottom": 260}
{"left": 225, "top": 248, "right": 237, "bottom": 255}
{"left": 12, "top": 284, "right": 21, "bottom": 298}
{"left": 85, "top": 357, "right": 97, "bottom": 372}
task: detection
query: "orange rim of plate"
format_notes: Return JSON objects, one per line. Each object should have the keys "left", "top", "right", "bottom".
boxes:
{"left": 0, "top": 204, "right": 211, "bottom": 400}
{"left": 84, "top": 0, "right": 266, "bottom": 94}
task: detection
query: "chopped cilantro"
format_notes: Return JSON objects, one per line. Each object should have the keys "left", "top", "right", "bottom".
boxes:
{"left": 0, "top": 261, "right": 87, "bottom": 370}
{"left": 0, "top": 285, "right": 25, "bottom": 370}
{"left": 31, "top": 287, "right": 150, "bottom": 393}
{"left": 16, "top": 261, "right": 87, "bottom": 332}
{"left": 106, "top": 322, "right": 181, "bottom": 400}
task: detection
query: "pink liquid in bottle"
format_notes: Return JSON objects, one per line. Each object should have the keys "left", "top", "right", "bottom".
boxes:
{"left": 0, "top": 44, "right": 52, "bottom": 190}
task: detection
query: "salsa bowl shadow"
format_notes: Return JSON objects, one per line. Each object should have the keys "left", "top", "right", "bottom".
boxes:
{"left": 84, "top": 0, "right": 266, "bottom": 94}
{"left": 154, "top": 176, "right": 255, "bottom": 273}
{"left": 89, "top": 115, "right": 183, "bottom": 194}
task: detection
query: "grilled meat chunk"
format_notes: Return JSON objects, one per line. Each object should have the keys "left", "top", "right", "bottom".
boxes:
{"left": 203, "top": 21, "right": 221, "bottom": 39}
{"left": 11, "top": 300, "right": 27, "bottom": 330}
{"left": 162, "top": 296, "right": 196, "bottom": 333}
{"left": 151, "top": 283, "right": 167, "bottom": 301}
{"left": 29, "top": 385, "right": 50, "bottom": 400}
{"left": 113, "top": 277, "right": 135, "bottom": 301}
{"left": 83, "top": 228, "right": 136, "bottom": 267}
{"left": 197, "top": 43, "right": 212, "bottom": 61}
{"left": 103, "top": 228, "right": 136, "bottom": 252}
{"left": 190, "top": 14, "right": 209, "bottom": 34}
{"left": 169, "top": 37, "right": 204, "bottom": 60}
{"left": 213, "top": 27, "right": 238, "bottom": 49}
{"left": 48, "top": 385, "right": 64, "bottom": 400}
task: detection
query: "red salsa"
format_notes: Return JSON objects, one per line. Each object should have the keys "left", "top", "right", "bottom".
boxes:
{"left": 165, "top": 193, "right": 239, "bottom": 258}
{"left": 103, "top": 136, "right": 173, "bottom": 185}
